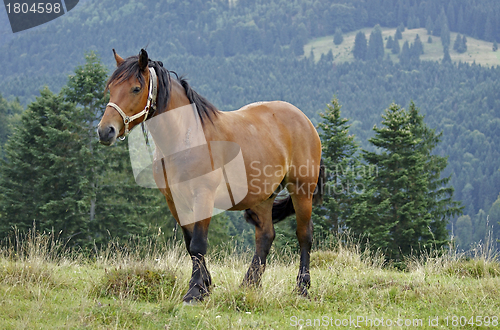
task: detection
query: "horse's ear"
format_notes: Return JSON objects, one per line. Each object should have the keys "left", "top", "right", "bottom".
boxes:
{"left": 138, "top": 49, "right": 148, "bottom": 71}
{"left": 113, "top": 49, "right": 124, "bottom": 66}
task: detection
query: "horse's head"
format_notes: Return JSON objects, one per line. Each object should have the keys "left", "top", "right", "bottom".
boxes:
{"left": 97, "top": 49, "right": 157, "bottom": 145}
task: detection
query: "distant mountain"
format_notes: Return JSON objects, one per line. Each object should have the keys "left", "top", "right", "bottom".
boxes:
{"left": 2, "top": 0, "right": 500, "bottom": 102}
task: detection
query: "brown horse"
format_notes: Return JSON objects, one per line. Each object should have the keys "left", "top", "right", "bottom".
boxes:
{"left": 97, "top": 49, "right": 324, "bottom": 303}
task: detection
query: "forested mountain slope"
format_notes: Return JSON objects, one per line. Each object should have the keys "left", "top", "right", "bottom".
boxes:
{"left": 2, "top": 0, "right": 500, "bottom": 94}
{"left": 0, "top": 0, "right": 499, "bottom": 249}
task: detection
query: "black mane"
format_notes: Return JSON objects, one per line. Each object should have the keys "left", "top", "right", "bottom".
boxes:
{"left": 106, "top": 55, "right": 219, "bottom": 124}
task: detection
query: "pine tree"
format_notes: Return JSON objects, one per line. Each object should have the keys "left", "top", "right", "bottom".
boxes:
{"left": 453, "top": 34, "right": 461, "bottom": 51}
{"left": 432, "top": 16, "right": 441, "bottom": 37}
{"left": 0, "top": 94, "right": 23, "bottom": 157}
{"left": 353, "top": 31, "right": 367, "bottom": 60}
{"left": 333, "top": 28, "right": 344, "bottom": 45}
{"left": 368, "top": 25, "right": 385, "bottom": 60}
{"left": 399, "top": 40, "right": 411, "bottom": 64}
{"left": 407, "top": 15, "right": 415, "bottom": 30}
{"left": 484, "top": 14, "right": 494, "bottom": 42}
{"left": 392, "top": 38, "right": 400, "bottom": 54}
{"left": 453, "top": 34, "right": 467, "bottom": 53}
{"left": 457, "top": 6, "right": 465, "bottom": 34}
{"left": 347, "top": 102, "right": 462, "bottom": 260}
{"left": 441, "top": 22, "right": 451, "bottom": 48}
{"left": 442, "top": 45, "right": 452, "bottom": 63}
{"left": 314, "top": 98, "right": 359, "bottom": 235}
{"left": 488, "top": 194, "right": 500, "bottom": 242}
{"left": 493, "top": 41, "right": 498, "bottom": 52}
{"left": 446, "top": 2, "right": 456, "bottom": 31}
{"left": 412, "top": 34, "right": 424, "bottom": 57}
{"left": 0, "top": 88, "right": 89, "bottom": 241}
{"left": 386, "top": 36, "right": 394, "bottom": 49}
{"left": 425, "top": 16, "right": 433, "bottom": 35}
{"left": 415, "top": 17, "right": 421, "bottom": 29}
{"left": 407, "top": 102, "right": 462, "bottom": 243}
{"left": 472, "top": 209, "right": 489, "bottom": 244}
{"left": 454, "top": 215, "right": 473, "bottom": 248}
{"left": 395, "top": 28, "right": 403, "bottom": 40}
{"left": 407, "top": 13, "right": 420, "bottom": 30}
{"left": 62, "top": 52, "right": 109, "bottom": 227}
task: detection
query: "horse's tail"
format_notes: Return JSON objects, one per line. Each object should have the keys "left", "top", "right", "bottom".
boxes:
{"left": 271, "top": 159, "right": 326, "bottom": 224}
{"left": 312, "top": 158, "right": 326, "bottom": 206}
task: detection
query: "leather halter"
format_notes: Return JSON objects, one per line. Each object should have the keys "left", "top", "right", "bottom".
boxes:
{"left": 107, "top": 67, "right": 158, "bottom": 140}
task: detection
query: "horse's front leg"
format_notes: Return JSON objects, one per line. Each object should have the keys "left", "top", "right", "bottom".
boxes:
{"left": 177, "top": 182, "right": 219, "bottom": 303}
{"left": 163, "top": 186, "right": 214, "bottom": 303}
{"left": 182, "top": 218, "right": 212, "bottom": 303}
{"left": 162, "top": 154, "right": 222, "bottom": 303}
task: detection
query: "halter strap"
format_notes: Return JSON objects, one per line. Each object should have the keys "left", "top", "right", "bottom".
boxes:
{"left": 107, "top": 66, "right": 158, "bottom": 140}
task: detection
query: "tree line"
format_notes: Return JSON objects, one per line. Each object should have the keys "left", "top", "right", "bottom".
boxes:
{"left": 310, "top": 98, "right": 462, "bottom": 260}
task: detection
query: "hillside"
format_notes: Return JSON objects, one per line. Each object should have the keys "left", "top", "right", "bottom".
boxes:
{"left": 305, "top": 27, "right": 500, "bottom": 66}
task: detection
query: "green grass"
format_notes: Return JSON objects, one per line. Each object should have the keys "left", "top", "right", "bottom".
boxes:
{"left": 305, "top": 27, "right": 500, "bottom": 67}
{"left": 0, "top": 231, "right": 499, "bottom": 329}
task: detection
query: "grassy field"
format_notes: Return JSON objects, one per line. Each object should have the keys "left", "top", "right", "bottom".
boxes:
{"left": 305, "top": 27, "right": 500, "bottom": 67}
{"left": 0, "top": 232, "right": 499, "bottom": 329}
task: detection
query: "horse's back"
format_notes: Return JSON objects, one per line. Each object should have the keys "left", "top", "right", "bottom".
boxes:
{"left": 231, "top": 101, "right": 317, "bottom": 140}
{"left": 236, "top": 101, "right": 313, "bottom": 127}
{"left": 236, "top": 100, "right": 320, "bottom": 158}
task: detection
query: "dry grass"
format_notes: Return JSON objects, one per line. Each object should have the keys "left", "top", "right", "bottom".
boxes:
{"left": 0, "top": 229, "right": 499, "bottom": 329}
{"left": 406, "top": 232, "right": 500, "bottom": 279}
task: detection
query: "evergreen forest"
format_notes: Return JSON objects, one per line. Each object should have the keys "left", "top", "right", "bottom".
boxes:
{"left": 0, "top": 0, "right": 499, "bottom": 256}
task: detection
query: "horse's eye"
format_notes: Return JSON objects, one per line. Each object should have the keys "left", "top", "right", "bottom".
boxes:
{"left": 132, "top": 87, "right": 141, "bottom": 94}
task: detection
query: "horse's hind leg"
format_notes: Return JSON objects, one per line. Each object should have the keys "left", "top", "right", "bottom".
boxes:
{"left": 290, "top": 192, "right": 314, "bottom": 297}
{"left": 242, "top": 198, "right": 275, "bottom": 287}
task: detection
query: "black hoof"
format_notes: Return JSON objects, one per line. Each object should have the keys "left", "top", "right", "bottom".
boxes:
{"left": 295, "top": 285, "right": 310, "bottom": 298}
{"left": 296, "top": 273, "right": 311, "bottom": 298}
{"left": 182, "top": 284, "right": 209, "bottom": 303}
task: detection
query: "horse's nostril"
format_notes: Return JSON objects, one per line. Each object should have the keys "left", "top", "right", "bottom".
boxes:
{"left": 107, "top": 126, "right": 116, "bottom": 139}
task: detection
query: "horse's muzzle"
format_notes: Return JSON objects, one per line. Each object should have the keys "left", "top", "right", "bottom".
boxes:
{"left": 97, "top": 125, "right": 117, "bottom": 146}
